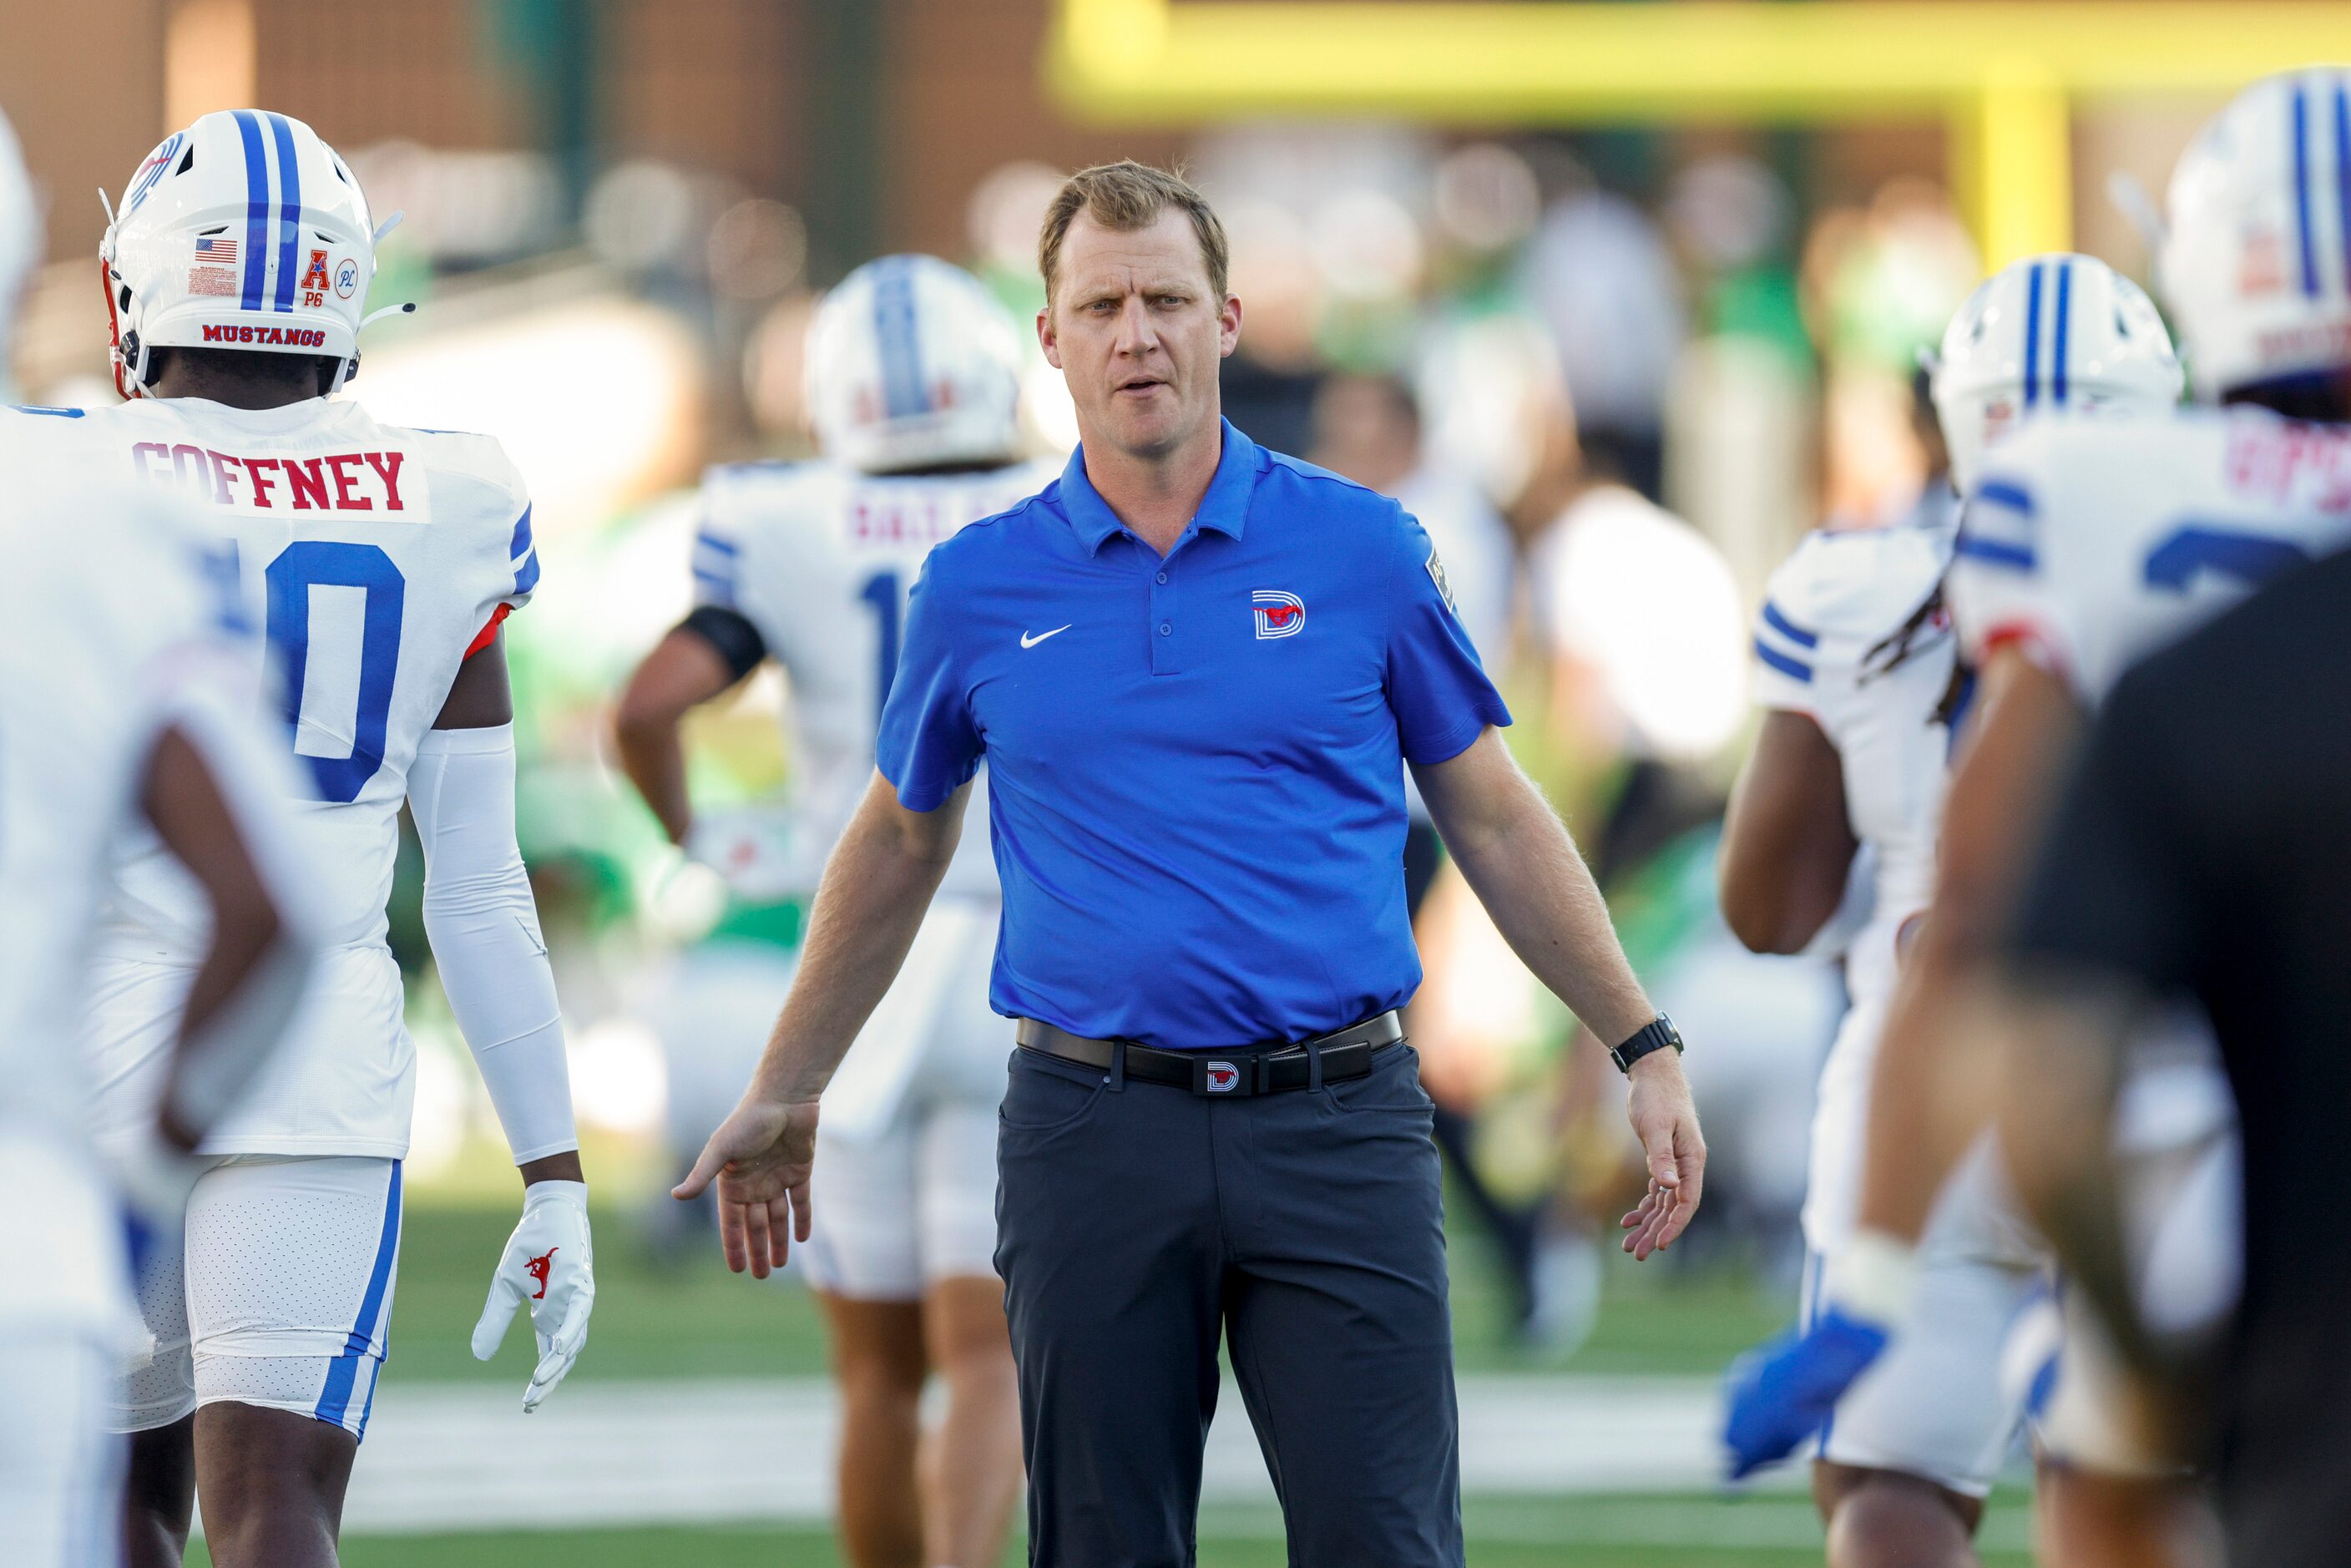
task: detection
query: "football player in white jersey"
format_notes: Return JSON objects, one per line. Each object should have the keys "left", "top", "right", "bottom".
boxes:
{"left": 1732, "top": 68, "right": 2351, "bottom": 1568}
{"left": 55, "top": 111, "right": 594, "bottom": 1568}
{"left": 614, "top": 254, "right": 1049, "bottom": 1568}
{"left": 1718, "top": 256, "right": 2184, "bottom": 1566}
{"left": 0, "top": 104, "right": 320, "bottom": 1568}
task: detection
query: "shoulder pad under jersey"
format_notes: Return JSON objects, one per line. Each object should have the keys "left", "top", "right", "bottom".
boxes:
{"left": 1752, "top": 523, "right": 1953, "bottom": 711}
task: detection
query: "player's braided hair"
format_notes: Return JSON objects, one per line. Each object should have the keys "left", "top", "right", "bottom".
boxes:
{"left": 1861, "top": 577, "right": 1972, "bottom": 728}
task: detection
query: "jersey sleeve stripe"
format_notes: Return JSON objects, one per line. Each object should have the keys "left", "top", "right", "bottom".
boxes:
{"left": 231, "top": 110, "right": 271, "bottom": 312}
{"left": 693, "top": 531, "right": 740, "bottom": 557}
{"left": 1760, "top": 599, "right": 1819, "bottom": 650}
{"left": 1972, "top": 478, "right": 2035, "bottom": 518}
{"left": 265, "top": 112, "right": 302, "bottom": 313}
{"left": 1954, "top": 532, "right": 2037, "bottom": 571}
{"left": 508, "top": 508, "right": 540, "bottom": 596}
{"left": 1752, "top": 635, "right": 1814, "bottom": 684}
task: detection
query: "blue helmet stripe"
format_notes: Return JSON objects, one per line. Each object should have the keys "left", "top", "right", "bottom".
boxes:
{"left": 2051, "top": 259, "right": 2072, "bottom": 406}
{"left": 872, "top": 258, "right": 930, "bottom": 420}
{"left": 2294, "top": 81, "right": 2320, "bottom": 299}
{"left": 2335, "top": 81, "right": 2351, "bottom": 296}
{"left": 2021, "top": 260, "right": 2045, "bottom": 408}
{"left": 265, "top": 113, "right": 302, "bottom": 312}
{"left": 231, "top": 111, "right": 270, "bottom": 312}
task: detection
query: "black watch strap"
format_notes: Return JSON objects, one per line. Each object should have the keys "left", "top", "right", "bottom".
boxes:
{"left": 1609, "top": 1014, "right": 1684, "bottom": 1075}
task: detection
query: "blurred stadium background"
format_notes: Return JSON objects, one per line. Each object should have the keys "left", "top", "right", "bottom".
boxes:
{"left": 4, "top": 2, "right": 2335, "bottom": 1561}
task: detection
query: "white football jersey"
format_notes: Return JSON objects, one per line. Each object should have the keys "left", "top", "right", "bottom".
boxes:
{"left": 691, "top": 458, "right": 1058, "bottom": 897}
{"left": 1751, "top": 493, "right": 1959, "bottom": 1009}
{"left": 1949, "top": 405, "right": 2351, "bottom": 706}
{"left": 66, "top": 395, "right": 538, "bottom": 1158}
{"left": 0, "top": 432, "right": 265, "bottom": 1331}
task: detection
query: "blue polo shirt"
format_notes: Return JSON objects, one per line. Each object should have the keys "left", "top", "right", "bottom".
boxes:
{"left": 877, "top": 420, "right": 1511, "bottom": 1048}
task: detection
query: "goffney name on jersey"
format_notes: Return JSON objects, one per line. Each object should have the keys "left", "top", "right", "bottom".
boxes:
{"left": 129, "top": 443, "right": 409, "bottom": 513}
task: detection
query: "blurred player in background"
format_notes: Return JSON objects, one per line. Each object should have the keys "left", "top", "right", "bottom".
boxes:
{"left": 615, "top": 254, "right": 1049, "bottom": 1568}
{"left": 1305, "top": 372, "right": 1575, "bottom": 1335}
{"left": 0, "top": 104, "right": 320, "bottom": 1568}
{"left": 1997, "top": 529, "right": 2351, "bottom": 1568}
{"left": 1732, "top": 67, "right": 2351, "bottom": 1568}
{"left": 63, "top": 111, "right": 593, "bottom": 1568}
{"left": 1718, "top": 255, "right": 2180, "bottom": 1566}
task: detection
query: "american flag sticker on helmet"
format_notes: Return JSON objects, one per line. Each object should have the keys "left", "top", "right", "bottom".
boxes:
{"left": 1425, "top": 546, "right": 1459, "bottom": 616}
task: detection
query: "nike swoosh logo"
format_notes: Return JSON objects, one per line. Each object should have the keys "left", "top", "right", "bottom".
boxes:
{"left": 1020, "top": 625, "right": 1072, "bottom": 649}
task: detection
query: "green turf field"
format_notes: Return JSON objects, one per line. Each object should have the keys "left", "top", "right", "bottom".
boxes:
{"left": 274, "top": 1199, "right": 1971, "bottom": 1564}
{"left": 392, "top": 1199, "right": 1797, "bottom": 1386}
{"left": 183, "top": 1492, "right": 2038, "bottom": 1566}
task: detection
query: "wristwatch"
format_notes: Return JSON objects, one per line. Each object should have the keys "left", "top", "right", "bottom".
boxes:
{"left": 1609, "top": 1014, "right": 1684, "bottom": 1075}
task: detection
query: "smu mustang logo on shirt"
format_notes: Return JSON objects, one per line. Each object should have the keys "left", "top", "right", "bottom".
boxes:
{"left": 1252, "top": 589, "right": 1305, "bottom": 640}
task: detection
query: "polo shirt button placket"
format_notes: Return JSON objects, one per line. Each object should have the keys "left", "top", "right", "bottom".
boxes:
{"left": 1149, "top": 552, "right": 1182, "bottom": 675}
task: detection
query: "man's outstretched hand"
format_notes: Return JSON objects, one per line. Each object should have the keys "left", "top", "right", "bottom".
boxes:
{"left": 1620, "top": 1051, "right": 1706, "bottom": 1261}
{"left": 672, "top": 1096, "right": 821, "bottom": 1277}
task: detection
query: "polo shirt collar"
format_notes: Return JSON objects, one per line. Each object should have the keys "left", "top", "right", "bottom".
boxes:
{"left": 1059, "top": 417, "right": 1260, "bottom": 554}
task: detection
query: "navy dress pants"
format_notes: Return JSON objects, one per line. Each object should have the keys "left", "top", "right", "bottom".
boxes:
{"left": 994, "top": 1040, "right": 1464, "bottom": 1568}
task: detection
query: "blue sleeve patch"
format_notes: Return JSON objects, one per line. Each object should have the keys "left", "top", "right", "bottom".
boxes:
{"left": 7, "top": 404, "right": 85, "bottom": 418}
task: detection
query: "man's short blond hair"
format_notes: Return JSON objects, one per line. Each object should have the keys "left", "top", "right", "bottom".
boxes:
{"left": 1037, "top": 159, "right": 1230, "bottom": 306}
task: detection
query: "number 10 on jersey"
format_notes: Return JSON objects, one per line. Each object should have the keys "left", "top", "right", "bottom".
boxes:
{"left": 220, "top": 539, "right": 408, "bottom": 803}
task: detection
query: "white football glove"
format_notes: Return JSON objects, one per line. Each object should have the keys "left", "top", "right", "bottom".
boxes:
{"left": 684, "top": 807, "right": 801, "bottom": 903}
{"left": 472, "top": 1180, "right": 594, "bottom": 1413}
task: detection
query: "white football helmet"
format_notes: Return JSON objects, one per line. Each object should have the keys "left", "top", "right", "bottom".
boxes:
{"left": 806, "top": 255, "right": 1023, "bottom": 473}
{"left": 2161, "top": 68, "right": 2351, "bottom": 399}
{"left": 1931, "top": 253, "right": 2182, "bottom": 492}
{"left": 100, "top": 110, "right": 380, "bottom": 400}
{"left": 0, "top": 106, "right": 39, "bottom": 395}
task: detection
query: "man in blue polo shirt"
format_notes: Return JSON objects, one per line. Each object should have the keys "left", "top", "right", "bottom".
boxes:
{"left": 678, "top": 159, "right": 1707, "bottom": 1566}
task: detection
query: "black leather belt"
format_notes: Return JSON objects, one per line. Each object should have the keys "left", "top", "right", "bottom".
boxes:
{"left": 1014, "top": 1010, "right": 1404, "bottom": 1097}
